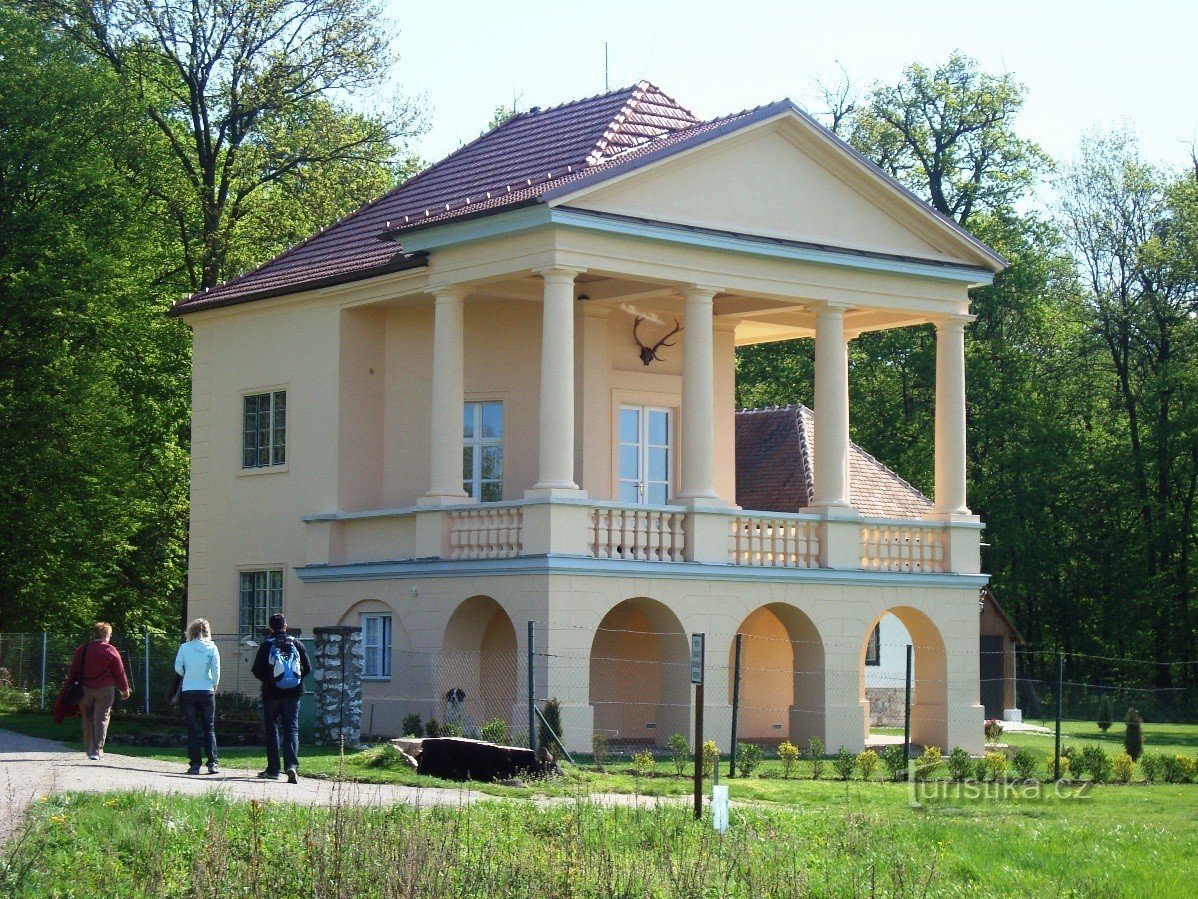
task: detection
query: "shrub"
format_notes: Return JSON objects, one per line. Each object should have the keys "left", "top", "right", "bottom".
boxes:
{"left": 880, "top": 745, "right": 907, "bottom": 781}
{"left": 982, "top": 751, "right": 1008, "bottom": 781}
{"left": 1096, "top": 696, "right": 1113, "bottom": 733}
{"left": 480, "top": 719, "right": 508, "bottom": 745}
{"left": 833, "top": 746, "right": 856, "bottom": 781}
{"left": 1175, "top": 755, "right": 1197, "bottom": 783}
{"left": 778, "top": 741, "right": 800, "bottom": 778}
{"left": 631, "top": 751, "right": 655, "bottom": 778}
{"left": 701, "top": 740, "right": 719, "bottom": 777}
{"left": 1140, "top": 753, "right": 1161, "bottom": 783}
{"left": 1012, "top": 747, "right": 1037, "bottom": 780}
{"left": 539, "top": 698, "right": 562, "bottom": 752}
{"left": 401, "top": 713, "right": 423, "bottom": 738}
{"left": 1159, "top": 754, "right": 1183, "bottom": 783}
{"left": 984, "top": 719, "right": 1004, "bottom": 743}
{"left": 591, "top": 732, "right": 610, "bottom": 770}
{"left": 947, "top": 747, "right": 972, "bottom": 781}
{"left": 1063, "top": 745, "right": 1085, "bottom": 779}
{"left": 974, "top": 757, "right": 988, "bottom": 781}
{"left": 667, "top": 733, "right": 691, "bottom": 776}
{"left": 1080, "top": 745, "right": 1111, "bottom": 784}
{"left": 1124, "top": 708, "right": 1143, "bottom": 761}
{"left": 440, "top": 721, "right": 464, "bottom": 738}
{"left": 1047, "top": 752, "right": 1070, "bottom": 780}
{"left": 856, "top": 749, "right": 879, "bottom": 781}
{"left": 808, "top": 738, "right": 825, "bottom": 780}
{"left": 737, "top": 742, "right": 763, "bottom": 777}
{"left": 1112, "top": 752, "right": 1134, "bottom": 783}
{"left": 914, "top": 746, "right": 942, "bottom": 781}
{"left": 424, "top": 719, "right": 440, "bottom": 738}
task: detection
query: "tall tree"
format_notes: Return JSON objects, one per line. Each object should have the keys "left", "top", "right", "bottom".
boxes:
{"left": 31, "top": 0, "right": 425, "bottom": 289}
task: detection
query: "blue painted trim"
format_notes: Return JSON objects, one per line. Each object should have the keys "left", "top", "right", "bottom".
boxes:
{"left": 295, "top": 554, "right": 988, "bottom": 588}
{"left": 397, "top": 205, "right": 551, "bottom": 253}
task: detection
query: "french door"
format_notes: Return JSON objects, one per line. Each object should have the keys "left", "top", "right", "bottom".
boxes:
{"left": 618, "top": 405, "right": 672, "bottom": 505}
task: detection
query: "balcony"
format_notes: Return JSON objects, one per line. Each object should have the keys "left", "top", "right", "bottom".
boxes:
{"left": 301, "top": 498, "right": 982, "bottom": 577}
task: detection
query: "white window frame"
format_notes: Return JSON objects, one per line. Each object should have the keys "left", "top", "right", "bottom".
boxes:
{"left": 462, "top": 401, "right": 504, "bottom": 502}
{"left": 360, "top": 613, "right": 392, "bottom": 680}
{"left": 617, "top": 405, "right": 673, "bottom": 506}
{"left": 238, "top": 569, "right": 283, "bottom": 641}
{"left": 242, "top": 389, "right": 287, "bottom": 469}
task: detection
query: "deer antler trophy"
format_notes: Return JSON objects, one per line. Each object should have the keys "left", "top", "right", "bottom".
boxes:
{"left": 633, "top": 316, "right": 683, "bottom": 366}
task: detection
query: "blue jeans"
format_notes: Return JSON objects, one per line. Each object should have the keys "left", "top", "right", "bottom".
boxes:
{"left": 180, "top": 691, "right": 218, "bottom": 767}
{"left": 262, "top": 694, "right": 300, "bottom": 775}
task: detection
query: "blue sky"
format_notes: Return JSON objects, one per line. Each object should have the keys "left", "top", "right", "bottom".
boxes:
{"left": 384, "top": 0, "right": 1198, "bottom": 194}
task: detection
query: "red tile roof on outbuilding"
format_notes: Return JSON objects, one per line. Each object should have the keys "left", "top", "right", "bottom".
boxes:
{"left": 735, "top": 406, "right": 933, "bottom": 519}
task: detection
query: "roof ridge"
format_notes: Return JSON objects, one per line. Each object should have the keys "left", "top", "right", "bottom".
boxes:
{"left": 794, "top": 406, "right": 816, "bottom": 505}
{"left": 585, "top": 80, "right": 700, "bottom": 166}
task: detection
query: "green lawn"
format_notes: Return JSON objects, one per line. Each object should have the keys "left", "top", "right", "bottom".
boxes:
{"left": 6, "top": 784, "right": 1198, "bottom": 897}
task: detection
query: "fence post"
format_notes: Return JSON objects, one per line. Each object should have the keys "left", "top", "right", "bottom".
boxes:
{"left": 40, "top": 632, "right": 48, "bottom": 710}
{"left": 728, "top": 632, "right": 742, "bottom": 779}
{"left": 1054, "top": 650, "right": 1063, "bottom": 780}
{"left": 527, "top": 621, "right": 537, "bottom": 754}
{"left": 903, "top": 644, "right": 913, "bottom": 769}
{"left": 144, "top": 630, "right": 151, "bottom": 716}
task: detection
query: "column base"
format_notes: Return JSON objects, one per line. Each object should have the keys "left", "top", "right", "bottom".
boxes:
{"left": 801, "top": 503, "right": 860, "bottom": 520}
{"left": 925, "top": 508, "right": 980, "bottom": 523}
{"left": 524, "top": 485, "right": 586, "bottom": 500}
{"left": 674, "top": 492, "right": 728, "bottom": 510}
{"left": 416, "top": 492, "right": 472, "bottom": 507}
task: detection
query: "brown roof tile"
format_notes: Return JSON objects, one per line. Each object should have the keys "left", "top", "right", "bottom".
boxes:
{"left": 735, "top": 406, "right": 933, "bottom": 519}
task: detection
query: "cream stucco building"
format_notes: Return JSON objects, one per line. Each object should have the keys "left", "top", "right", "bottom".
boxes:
{"left": 173, "top": 83, "right": 1005, "bottom": 755}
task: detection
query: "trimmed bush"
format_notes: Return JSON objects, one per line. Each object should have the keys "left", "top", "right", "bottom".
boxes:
{"left": 424, "top": 719, "right": 441, "bottom": 738}
{"left": 631, "top": 751, "right": 655, "bottom": 777}
{"left": 1140, "top": 753, "right": 1161, "bottom": 783}
{"left": 401, "top": 714, "right": 423, "bottom": 738}
{"left": 982, "top": 751, "right": 1008, "bottom": 781}
{"left": 1047, "top": 752, "right": 1070, "bottom": 780}
{"left": 856, "top": 749, "right": 879, "bottom": 781}
{"left": 1096, "top": 696, "right": 1113, "bottom": 733}
{"left": 915, "top": 746, "right": 942, "bottom": 781}
{"left": 833, "top": 746, "right": 856, "bottom": 781}
{"left": 1063, "top": 745, "right": 1085, "bottom": 779}
{"left": 1112, "top": 752, "right": 1134, "bottom": 783}
{"left": 440, "top": 721, "right": 464, "bottom": 738}
{"left": 701, "top": 740, "right": 719, "bottom": 777}
{"left": 881, "top": 745, "right": 907, "bottom": 781}
{"left": 1124, "top": 708, "right": 1143, "bottom": 761}
{"left": 1012, "top": 747, "right": 1037, "bottom": 780}
{"left": 591, "top": 732, "right": 610, "bottom": 770}
{"left": 1081, "top": 746, "right": 1111, "bottom": 784}
{"left": 539, "top": 698, "right": 562, "bottom": 752}
{"left": 778, "top": 741, "right": 799, "bottom": 778}
{"left": 808, "top": 738, "right": 825, "bottom": 780}
{"left": 1176, "top": 756, "right": 1197, "bottom": 783}
{"left": 737, "top": 742, "right": 763, "bottom": 777}
{"left": 984, "top": 719, "right": 1004, "bottom": 743}
{"left": 480, "top": 719, "right": 508, "bottom": 745}
{"left": 947, "top": 747, "right": 972, "bottom": 781}
{"left": 666, "top": 733, "right": 691, "bottom": 776}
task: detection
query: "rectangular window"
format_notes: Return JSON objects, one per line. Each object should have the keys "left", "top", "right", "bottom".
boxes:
{"left": 865, "top": 624, "right": 881, "bottom": 666}
{"left": 243, "top": 391, "right": 287, "bottom": 468}
{"left": 618, "top": 405, "right": 672, "bottom": 505}
{"left": 463, "top": 402, "right": 503, "bottom": 502}
{"left": 238, "top": 570, "right": 283, "bottom": 640}
{"left": 361, "top": 613, "right": 393, "bottom": 679}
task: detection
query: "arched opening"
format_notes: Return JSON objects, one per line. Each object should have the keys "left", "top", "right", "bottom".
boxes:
{"left": 729, "top": 603, "right": 825, "bottom": 746}
{"left": 338, "top": 599, "right": 414, "bottom": 737}
{"left": 590, "top": 598, "right": 689, "bottom": 747}
{"left": 860, "top": 607, "right": 948, "bottom": 750}
{"left": 441, "top": 596, "right": 518, "bottom": 734}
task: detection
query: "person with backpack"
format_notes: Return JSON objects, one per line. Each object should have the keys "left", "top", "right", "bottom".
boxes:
{"left": 174, "top": 617, "right": 221, "bottom": 775}
{"left": 251, "top": 613, "right": 310, "bottom": 783}
{"left": 58, "top": 622, "right": 132, "bottom": 761}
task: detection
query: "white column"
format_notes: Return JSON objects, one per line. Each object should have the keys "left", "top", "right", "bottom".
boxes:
{"left": 809, "top": 302, "right": 852, "bottom": 511}
{"left": 528, "top": 267, "right": 584, "bottom": 497}
{"left": 419, "top": 287, "right": 470, "bottom": 505}
{"left": 677, "top": 285, "right": 721, "bottom": 506}
{"left": 932, "top": 314, "right": 973, "bottom": 518}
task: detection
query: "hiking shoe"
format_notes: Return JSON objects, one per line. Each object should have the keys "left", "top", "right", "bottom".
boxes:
{"left": 186, "top": 766, "right": 201, "bottom": 775}
{"left": 286, "top": 768, "right": 298, "bottom": 784}
{"left": 207, "top": 764, "right": 220, "bottom": 775}
{"left": 257, "top": 770, "right": 281, "bottom": 780}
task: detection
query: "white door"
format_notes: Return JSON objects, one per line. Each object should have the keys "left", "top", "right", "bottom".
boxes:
{"left": 618, "top": 406, "right": 672, "bottom": 505}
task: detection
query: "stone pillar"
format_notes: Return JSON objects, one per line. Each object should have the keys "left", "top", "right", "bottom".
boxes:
{"left": 677, "top": 285, "right": 722, "bottom": 506}
{"left": 528, "top": 267, "right": 584, "bottom": 498}
{"left": 420, "top": 287, "right": 470, "bottom": 505}
{"left": 932, "top": 314, "right": 973, "bottom": 519}
{"left": 809, "top": 302, "right": 852, "bottom": 512}
{"left": 313, "top": 626, "right": 364, "bottom": 747}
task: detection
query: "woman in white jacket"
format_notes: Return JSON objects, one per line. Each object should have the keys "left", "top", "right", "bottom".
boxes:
{"left": 174, "top": 618, "right": 221, "bottom": 774}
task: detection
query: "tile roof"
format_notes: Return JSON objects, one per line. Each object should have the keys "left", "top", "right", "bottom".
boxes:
{"left": 735, "top": 405, "right": 933, "bottom": 519}
{"left": 173, "top": 82, "right": 726, "bottom": 315}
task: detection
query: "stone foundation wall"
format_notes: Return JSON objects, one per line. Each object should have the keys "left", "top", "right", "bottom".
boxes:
{"left": 866, "top": 687, "right": 906, "bottom": 728}
{"left": 313, "top": 626, "right": 363, "bottom": 747}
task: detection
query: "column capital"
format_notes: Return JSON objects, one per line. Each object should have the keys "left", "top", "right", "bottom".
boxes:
{"left": 809, "top": 299, "right": 854, "bottom": 314}
{"left": 430, "top": 285, "right": 466, "bottom": 304}
{"left": 680, "top": 284, "right": 722, "bottom": 301}
{"left": 934, "top": 312, "right": 976, "bottom": 329}
{"left": 532, "top": 266, "right": 585, "bottom": 283}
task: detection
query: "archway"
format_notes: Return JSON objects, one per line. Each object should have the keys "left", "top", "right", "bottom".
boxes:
{"left": 589, "top": 598, "right": 690, "bottom": 747}
{"left": 859, "top": 607, "right": 948, "bottom": 750}
{"left": 441, "top": 596, "right": 518, "bottom": 733}
{"left": 729, "top": 603, "right": 825, "bottom": 746}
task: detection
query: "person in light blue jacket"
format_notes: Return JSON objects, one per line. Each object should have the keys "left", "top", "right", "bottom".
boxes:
{"left": 174, "top": 618, "right": 221, "bottom": 775}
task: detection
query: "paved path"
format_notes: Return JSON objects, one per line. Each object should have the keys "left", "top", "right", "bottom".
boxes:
{"left": 0, "top": 728, "right": 683, "bottom": 837}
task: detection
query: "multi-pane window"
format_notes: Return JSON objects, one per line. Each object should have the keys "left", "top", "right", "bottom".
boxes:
{"left": 618, "top": 406, "right": 671, "bottom": 505}
{"left": 865, "top": 624, "right": 881, "bottom": 666}
{"left": 463, "top": 402, "right": 504, "bottom": 502}
{"left": 239, "top": 570, "right": 283, "bottom": 640}
{"left": 243, "top": 391, "right": 286, "bottom": 468}
{"left": 361, "top": 613, "right": 393, "bottom": 679}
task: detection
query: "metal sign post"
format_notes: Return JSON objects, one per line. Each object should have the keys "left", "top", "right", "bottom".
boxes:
{"left": 691, "top": 632, "right": 705, "bottom": 820}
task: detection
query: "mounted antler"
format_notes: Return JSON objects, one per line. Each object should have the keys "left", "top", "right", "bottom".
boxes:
{"left": 633, "top": 315, "right": 683, "bottom": 366}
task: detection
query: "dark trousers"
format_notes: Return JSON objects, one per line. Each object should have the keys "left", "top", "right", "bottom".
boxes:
{"left": 180, "top": 690, "right": 218, "bottom": 767}
{"left": 262, "top": 693, "right": 300, "bottom": 775}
